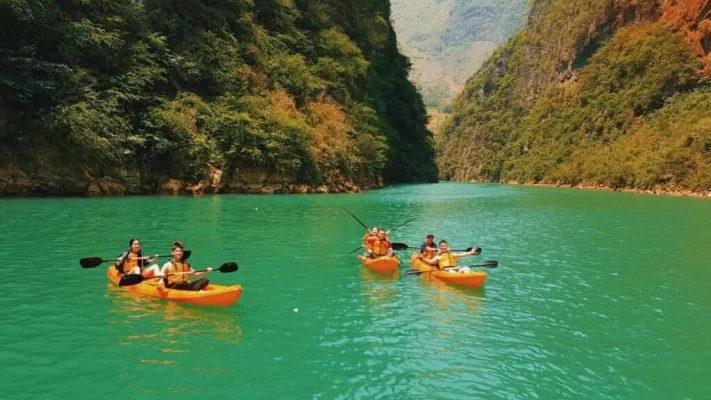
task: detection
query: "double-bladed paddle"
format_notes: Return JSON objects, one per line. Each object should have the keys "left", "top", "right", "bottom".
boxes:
{"left": 118, "top": 262, "right": 239, "bottom": 287}
{"left": 391, "top": 243, "right": 481, "bottom": 254}
{"left": 79, "top": 250, "right": 193, "bottom": 268}
{"left": 405, "top": 260, "right": 499, "bottom": 276}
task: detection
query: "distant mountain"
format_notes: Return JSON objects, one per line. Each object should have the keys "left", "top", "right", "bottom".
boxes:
{"left": 390, "top": 0, "right": 528, "bottom": 110}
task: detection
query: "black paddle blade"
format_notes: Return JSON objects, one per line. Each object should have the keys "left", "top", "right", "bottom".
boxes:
{"left": 391, "top": 243, "right": 410, "bottom": 251}
{"left": 218, "top": 262, "right": 238, "bottom": 273}
{"left": 181, "top": 250, "right": 192, "bottom": 261}
{"left": 405, "top": 269, "right": 426, "bottom": 276}
{"left": 450, "top": 247, "right": 482, "bottom": 254}
{"left": 118, "top": 274, "right": 145, "bottom": 287}
{"left": 80, "top": 257, "right": 105, "bottom": 268}
{"left": 479, "top": 260, "right": 498, "bottom": 268}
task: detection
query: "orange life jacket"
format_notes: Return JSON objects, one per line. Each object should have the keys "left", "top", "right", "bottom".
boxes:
{"left": 371, "top": 239, "right": 391, "bottom": 256}
{"left": 164, "top": 261, "right": 192, "bottom": 285}
{"left": 365, "top": 236, "right": 377, "bottom": 251}
{"left": 119, "top": 251, "right": 144, "bottom": 274}
{"left": 438, "top": 252, "right": 456, "bottom": 268}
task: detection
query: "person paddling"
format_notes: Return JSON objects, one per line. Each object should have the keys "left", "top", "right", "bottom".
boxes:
{"left": 359, "top": 228, "right": 393, "bottom": 260}
{"left": 360, "top": 226, "right": 379, "bottom": 253}
{"left": 157, "top": 241, "right": 212, "bottom": 291}
{"left": 115, "top": 238, "right": 160, "bottom": 277}
{"left": 417, "top": 240, "right": 480, "bottom": 273}
{"left": 420, "top": 233, "right": 437, "bottom": 259}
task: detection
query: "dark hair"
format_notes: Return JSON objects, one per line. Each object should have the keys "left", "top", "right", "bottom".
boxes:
{"left": 438, "top": 240, "right": 448, "bottom": 245}
{"left": 129, "top": 238, "right": 140, "bottom": 246}
{"left": 172, "top": 241, "right": 184, "bottom": 251}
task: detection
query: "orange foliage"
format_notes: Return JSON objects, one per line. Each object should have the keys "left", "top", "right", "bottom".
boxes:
{"left": 308, "top": 101, "right": 354, "bottom": 161}
{"left": 268, "top": 90, "right": 302, "bottom": 120}
{"left": 661, "top": 0, "right": 711, "bottom": 73}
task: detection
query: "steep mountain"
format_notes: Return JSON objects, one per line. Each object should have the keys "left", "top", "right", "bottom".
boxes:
{"left": 0, "top": 0, "right": 437, "bottom": 195}
{"left": 390, "top": 0, "right": 528, "bottom": 110}
{"left": 439, "top": 0, "right": 711, "bottom": 195}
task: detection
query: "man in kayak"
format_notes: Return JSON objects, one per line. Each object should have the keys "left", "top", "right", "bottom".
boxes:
{"left": 420, "top": 233, "right": 437, "bottom": 259}
{"left": 358, "top": 228, "right": 393, "bottom": 260}
{"left": 156, "top": 241, "right": 212, "bottom": 291}
{"left": 115, "top": 238, "right": 161, "bottom": 277}
{"left": 416, "top": 240, "right": 480, "bottom": 273}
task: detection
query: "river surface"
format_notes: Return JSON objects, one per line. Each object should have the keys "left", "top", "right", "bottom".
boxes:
{"left": 1, "top": 182, "right": 709, "bottom": 399}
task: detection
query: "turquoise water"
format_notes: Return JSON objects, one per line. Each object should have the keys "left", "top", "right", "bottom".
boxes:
{"left": 1, "top": 182, "right": 709, "bottom": 399}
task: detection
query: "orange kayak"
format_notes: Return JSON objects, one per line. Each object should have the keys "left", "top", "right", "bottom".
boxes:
{"left": 359, "top": 256, "right": 400, "bottom": 274}
{"left": 410, "top": 254, "right": 486, "bottom": 289}
{"left": 106, "top": 267, "right": 243, "bottom": 307}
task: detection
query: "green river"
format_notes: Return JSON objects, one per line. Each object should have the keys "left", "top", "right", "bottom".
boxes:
{"left": 1, "top": 182, "right": 709, "bottom": 399}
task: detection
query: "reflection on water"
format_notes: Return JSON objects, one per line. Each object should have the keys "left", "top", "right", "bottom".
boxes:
{"left": 105, "top": 283, "right": 242, "bottom": 366}
{"left": 359, "top": 266, "right": 399, "bottom": 313}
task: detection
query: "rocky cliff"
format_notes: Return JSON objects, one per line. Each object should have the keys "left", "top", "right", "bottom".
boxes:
{"left": 0, "top": 0, "right": 436, "bottom": 196}
{"left": 439, "top": 0, "right": 711, "bottom": 196}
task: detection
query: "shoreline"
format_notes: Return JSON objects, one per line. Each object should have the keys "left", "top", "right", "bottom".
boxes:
{"left": 3, "top": 171, "right": 710, "bottom": 199}
{"left": 453, "top": 179, "right": 711, "bottom": 199}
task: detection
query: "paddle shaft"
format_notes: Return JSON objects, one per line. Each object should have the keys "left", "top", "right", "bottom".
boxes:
{"left": 392, "top": 243, "right": 477, "bottom": 252}
{"left": 344, "top": 207, "right": 369, "bottom": 230}
{"left": 406, "top": 262, "right": 498, "bottom": 276}
{"left": 118, "top": 262, "right": 238, "bottom": 287}
{"left": 389, "top": 218, "right": 414, "bottom": 232}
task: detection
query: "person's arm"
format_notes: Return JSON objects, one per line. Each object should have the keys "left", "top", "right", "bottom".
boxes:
{"left": 115, "top": 251, "right": 128, "bottom": 267}
{"left": 156, "top": 262, "right": 171, "bottom": 286}
{"left": 452, "top": 247, "right": 481, "bottom": 260}
{"left": 192, "top": 266, "right": 213, "bottom": 277}
{"left": 417, "top": 254, "right": 439, "bottom": 266}
{"left": 186, "top": 263, "right": 212, "bottom": 277}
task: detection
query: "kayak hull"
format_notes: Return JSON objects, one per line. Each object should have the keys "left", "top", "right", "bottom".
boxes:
{"left": 106, "top": 267, "right": 242, "bottom": 307}
{"left": 410, "top": 254, "right": 486, "bottom": 289}
{"left": 359, "top": 256, "right": 400, "bottom": 274}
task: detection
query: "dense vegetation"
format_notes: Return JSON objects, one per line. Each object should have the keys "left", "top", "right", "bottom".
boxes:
{"left": 439, "top": 0, "right": 711, "bottom": 193}
{"left": 0, "top": 0, "right": 437, "bottom": 194}
{"left": 390, "top": 0, "right": 529, "bottom": 111}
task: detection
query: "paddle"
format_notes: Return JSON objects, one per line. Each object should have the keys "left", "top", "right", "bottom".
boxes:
{"left": 348, "top": 244, "right": 365, "bottom": 255}
{"left": 391, "top": 243, "right": 481, "bottom": 254}
{"left": 405, "top": 260, "right": 499, "bottom": 276}
{"left": 344, "top": 207, "right": 369, "bottom": 230}
{"left": 79, "top": 250, "right": 193, "bottom": 269}
{"left": 390, "top": 218, "right": 415, "bottom": 232}
{"left": 118, "top": 262, "right": 238, "bottom": 287}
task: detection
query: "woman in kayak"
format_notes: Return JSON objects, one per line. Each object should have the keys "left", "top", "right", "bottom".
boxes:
{"left": 358, "top": 228, "right": 393, "bottom": 260}
{"left": 157, "top": 241, "right": 212, "bottom": 291}
{"left": 359, "top": 226, "right": 378, "bottom": 253}
{"left": 416, "top": 240, "right": 480, "bottom": 273}
{"left": 115, "top": 238, "right": 161, "bottom": 277}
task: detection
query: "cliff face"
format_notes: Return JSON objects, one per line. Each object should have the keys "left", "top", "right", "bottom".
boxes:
{"left": 439, "top": 0, "right": 711, "bottom": 195}
{"left": 0, "top": 0, "right": 436, "bottom": 196}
